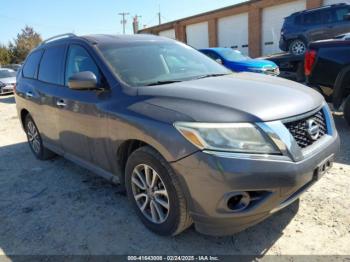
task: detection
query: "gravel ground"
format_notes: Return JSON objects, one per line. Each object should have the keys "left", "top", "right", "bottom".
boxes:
{"left": 0, "top": 94, "right": 349, "bottom": 256}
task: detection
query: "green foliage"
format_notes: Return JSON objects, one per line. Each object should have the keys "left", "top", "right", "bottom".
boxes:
{"left": 0, "top": 45, "right": 11, "bottom": 66}
{"left": 10, "top": 26, "right": 42, "bottom": 63}
{"left": 0, "top": 26, "right": 42, "bottom": 65}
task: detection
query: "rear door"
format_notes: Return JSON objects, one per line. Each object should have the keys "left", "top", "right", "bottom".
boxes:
{"left": 33, "top": 45, "right": 67, "bottom": 153}
{"left": 303, "top": 10, "right": 331, "bottom": 42}
{"left": 330, "top": 6, "right": 350, "bottom": 37}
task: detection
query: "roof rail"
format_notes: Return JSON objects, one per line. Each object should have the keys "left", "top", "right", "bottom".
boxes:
{"left": 294, "top": 2, "right": 347, "bottom": 15}
{"left": 40, "top": 33, "right": 77, "bottom": 45}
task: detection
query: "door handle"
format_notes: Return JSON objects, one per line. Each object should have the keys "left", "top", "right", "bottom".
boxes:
{"left": 26, "top": 91, "right": 33, "bottom": 98}
{"left": 56, "top": 99, "right": 67, "bottom": 108}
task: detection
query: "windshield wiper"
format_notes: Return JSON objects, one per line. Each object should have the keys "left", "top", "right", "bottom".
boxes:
{"left": 194, "top": 73, "right": 229, "bottom": 80}
{"left": 145, "top": 80, "right": 183, "bottom": 86}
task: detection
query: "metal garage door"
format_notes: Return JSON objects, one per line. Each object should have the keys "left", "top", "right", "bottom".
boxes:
{"left": 186, "top": 22, "right": 209, "bottom": 49}
{"left": 159, "top": 29, "right": 176, "bottom": 39}
{"left": 262, "top": 0, "right": 306, "bottom": 55}
{"left": 323, "top": 0, "right": 350, "bottom": 5}
{"left": 218, "top": 13, "right": 249, "bottom": 55}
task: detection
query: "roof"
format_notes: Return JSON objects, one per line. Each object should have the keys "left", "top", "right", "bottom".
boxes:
{"left": 199, "top": 47, "right": 232, "bottom": 52}
{"left": 81, "top": 34, "right": 170, "bottom": 44}
{"left": 38, "top": 33, "right": 171, "bottom": 48}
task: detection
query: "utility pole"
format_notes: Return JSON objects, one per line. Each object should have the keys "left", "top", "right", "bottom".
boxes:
{"left": 132, "top": 15, "right": 142, "bottom": 34}
{"left": 119, "top": 12, "right": 130, "bottom": 34}
{"left": 157, "top": 5, "right": 161, "bottom": 25}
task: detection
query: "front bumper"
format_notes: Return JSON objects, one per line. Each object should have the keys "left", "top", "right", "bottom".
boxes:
{"left": 171, "top": 106, "right": 340, "bottom": 236}
{"left": 0, "top": 84, "right": 14, "bottom": 95}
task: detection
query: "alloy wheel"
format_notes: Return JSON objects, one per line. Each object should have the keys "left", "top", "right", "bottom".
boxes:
{"left": 131, "top": 164, "right": 170, "bottom": 224}
{"left": 291, "top": 40, "right": 306, "bottom": 56}
{"left": 27, "top": 120, "right": 41, "bottom": 154}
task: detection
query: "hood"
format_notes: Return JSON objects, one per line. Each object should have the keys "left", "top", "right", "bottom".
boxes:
{"left": 138, "top": 73, "right": 324, "bottom": 123}
{"left": 229, "top": 59, "right": 277, "bottom": 69}
{"left": 0, "top": 77, "right": 16, "bottom": 84}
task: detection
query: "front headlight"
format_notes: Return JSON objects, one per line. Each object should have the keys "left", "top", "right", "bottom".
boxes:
{"left": 247, "top": 67, "right": 263, "bottom": 73}
{"left": 174, "top": 122, "right": 280, "bottom": 154}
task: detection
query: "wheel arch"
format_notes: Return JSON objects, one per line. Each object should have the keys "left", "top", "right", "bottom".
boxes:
{"left": 332, "top": 65, "right": 350, "bottom": 110}
{"left": 20, "top": 108, "right": 30, "bottom": 128}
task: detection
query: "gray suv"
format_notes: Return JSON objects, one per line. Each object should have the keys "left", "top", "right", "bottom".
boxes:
{"left": 15, "top": 34, "right": 339, "bottom": 236}
{"left": 280, "top": 3, "right": 350, "bottom": 55}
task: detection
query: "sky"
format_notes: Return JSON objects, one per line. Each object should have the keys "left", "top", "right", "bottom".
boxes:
{"left": 0, "top": 0, "right": 245, "bottom": 45}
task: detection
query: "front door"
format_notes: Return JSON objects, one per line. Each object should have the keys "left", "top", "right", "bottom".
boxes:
{"left": 56, "top": 44, "right": 113, "bottom": 172}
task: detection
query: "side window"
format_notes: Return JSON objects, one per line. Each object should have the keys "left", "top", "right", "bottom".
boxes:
{"left": 65, "top": 45, "right": 100, "bottom": 85}
{"left": 38, "top": 45, "right": 66, "bottom": 85}
{"left": 303, "top": 11, "right": 323, "bottom": 25}
{"left": 22, "top": 50, "right": 44, "bottom": 79}
{"left": 322, "top": 9, "right": 335, "bottom": 23}
{"left": 205, "top": 51, "right": 220, "bottom": 60}
{"left": 334, "top": 7, "right": 350, "bottom": 22}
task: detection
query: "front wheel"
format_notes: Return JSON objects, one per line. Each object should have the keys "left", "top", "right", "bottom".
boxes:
{"left": 289, "top": 39, "right": 307, "bottom": 56}
{"left": 125, "top": 146, "right": 192, "bottom": 236}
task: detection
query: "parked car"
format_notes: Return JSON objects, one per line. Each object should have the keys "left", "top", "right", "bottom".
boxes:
{"left": 0, "top": 68, "right": 16, "bottom": 95}
{"left": 199, "top": 48, "right": 280, "bottom": 76}
{"left": 3, "top": 64, "right": 22, "bottom": 72}
{"left": 280, "top": 3, "right": 350, "bottom": 55}
{"left": 305, "top": 36, "right": 350, "bottom": 125}
{"left": 16, "top": 34, "right": 339, "bottom": 236}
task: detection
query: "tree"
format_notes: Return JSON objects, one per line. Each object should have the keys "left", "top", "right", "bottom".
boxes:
{"left": 0, "top": 45, "right": 10, "bottom": 66}
{"left": 10, "top": 26, "right": 42, "bottom": 63}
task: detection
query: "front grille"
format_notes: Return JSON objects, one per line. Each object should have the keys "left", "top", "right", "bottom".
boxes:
{"left": 284, "top": 110, "right": 327, "bottom": 149}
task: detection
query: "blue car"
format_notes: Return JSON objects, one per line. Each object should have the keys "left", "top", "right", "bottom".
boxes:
{"left": 199, "top": 48, "right": 280, "bottom": 76}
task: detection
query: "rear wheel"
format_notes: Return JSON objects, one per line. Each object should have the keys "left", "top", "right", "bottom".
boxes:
{"left": 289, "top": 39, "right": 307, "bottom": 56}
{"left": 344, "top": 96, "right": 350, "bottom": 126}
{"left": 125, "top": 146, "right": 192, "bottom": 236}
{"left": 24, "top": 115, "right": 55, "bottom": 160}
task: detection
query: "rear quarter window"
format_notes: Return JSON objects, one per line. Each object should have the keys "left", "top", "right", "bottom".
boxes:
{"left": 38, "top": 45, "right": 66, "bottom": 85}
{"left": 22, "top": 50, "right": 44, "bottom": 79}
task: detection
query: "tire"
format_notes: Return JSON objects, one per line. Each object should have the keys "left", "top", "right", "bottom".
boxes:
{"left": 344, "top": 96, "right": 350, "bottom": 126}
{"left": 24, "top": 115, "right": 56, "bottom": 160}
{"left": 125, "top": 146, "right": 192, "bottom": 236}
{"left": 289, "top": 39, "right": 307, "bottom": 56}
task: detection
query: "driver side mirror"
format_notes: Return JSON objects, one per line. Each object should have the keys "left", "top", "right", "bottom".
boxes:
{"left": 344, "top": 13, "right": 350, "bottom": 21}
{"left": 215, "top": 58, "right": 223, "bottom": 65}
{"left": 68, "top": 71, "right": 98, "bottom": 90}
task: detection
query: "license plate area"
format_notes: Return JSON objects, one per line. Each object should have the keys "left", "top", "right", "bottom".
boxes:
{"left": 313, "top": 155, "right": 334, "bottom": 180}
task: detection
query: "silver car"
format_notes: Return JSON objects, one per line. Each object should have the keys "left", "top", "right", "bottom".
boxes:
{"left": 0, "top": 68, "right": 16, "bottom": 94}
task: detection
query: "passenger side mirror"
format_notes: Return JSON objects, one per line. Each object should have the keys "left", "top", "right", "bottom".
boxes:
{"left": 215, "top": 58, "right": 223, "bottom": 65}
{"left": 68, "top": 71, "right": 98, "bottom": 90}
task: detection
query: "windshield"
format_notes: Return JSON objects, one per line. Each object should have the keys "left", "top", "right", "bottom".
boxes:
{"left": 0, "top": 69, "right": 16, "bottom": 78}
{"left": 99, "top": 42, "right": 230, "bottom": 86}
{"left": 217, "top": 49, "right": 250, "bottom": 62}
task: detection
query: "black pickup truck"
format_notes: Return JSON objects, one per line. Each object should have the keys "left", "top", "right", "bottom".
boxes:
{"left": 305, "top": 37, "right": 350, "bottom": 125}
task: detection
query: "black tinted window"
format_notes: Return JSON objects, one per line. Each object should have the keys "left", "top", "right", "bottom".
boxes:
{"left": 335, "top": 7, "right": 350, "bottom": 21}
{"left": 321, "top": 9, "right": 334, "bottom": 23}
{"left": 303, "top": 11, "right": 323, "bottom": 25}
{"left": 204, "top": 51, "right": 220, "bottom": 60}
{"left": 65, "top": 45, "right": 100, "bottom": 85}
{"left": 22, "top": 50, "right": 43, "bottom": 79}
{"left": 38, "top": 45, "right": 66, "bottom": 85}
